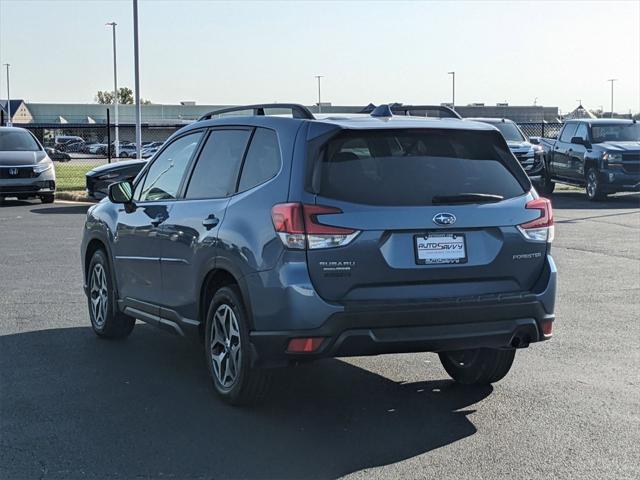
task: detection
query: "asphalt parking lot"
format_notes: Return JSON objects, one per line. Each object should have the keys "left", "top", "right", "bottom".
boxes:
{"left": 1, "top": 191, "right": 639, "bottom": 480}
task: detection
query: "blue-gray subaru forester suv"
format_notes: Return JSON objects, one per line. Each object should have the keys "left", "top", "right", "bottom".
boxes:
{"left": 81, "top": 103, "right": 556, "bottom": 405}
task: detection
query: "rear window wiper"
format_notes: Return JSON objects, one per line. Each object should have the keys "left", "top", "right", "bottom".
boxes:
{"left": 431, "top": 193, "right": 504, "bottom": 205}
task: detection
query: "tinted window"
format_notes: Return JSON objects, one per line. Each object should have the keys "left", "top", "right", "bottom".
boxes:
{"left": 591, "top": 123, "right": 640, "bottom": 143}
{"left": 138, "top": 132, "right": 203, "bottom": 201}
{"left": 559, "top": 123, "right": 578, "bottom": 143}
{"left": 238, "top": 128, "right": 281, "bottom": 192}
{"left": 492, "top": 121, "right": 525, "bottom": 142}
{"left": 313, "top": 130, "right": 525, "bottom": 206}
{"left": 574, "top": 124, "right": 589, "bottom": 142}
{"left": 185, "top": 129, "right": 251, "bottom": 199}
{"left": 0, "top": 130, "right": 40, "bottom": 151}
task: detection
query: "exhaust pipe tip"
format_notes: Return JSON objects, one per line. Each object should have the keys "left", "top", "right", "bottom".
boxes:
{"left": 511, "top": 335, "right": 531, "bottom": 349}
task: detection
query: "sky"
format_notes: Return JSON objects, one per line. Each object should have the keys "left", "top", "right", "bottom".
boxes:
{"left": 0, "top": 0, "right": 639, "bottom": 114}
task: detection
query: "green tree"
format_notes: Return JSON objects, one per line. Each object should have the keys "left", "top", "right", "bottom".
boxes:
{"left": 95, "top": 87, "right": 149, "bottom": 105}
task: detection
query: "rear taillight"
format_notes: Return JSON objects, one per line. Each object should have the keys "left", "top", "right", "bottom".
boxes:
{"left": 518, "top": 197, "right": 554, "bottom": 243}
{"left": 271, "top": 203, "right": 360, "bottom": 250}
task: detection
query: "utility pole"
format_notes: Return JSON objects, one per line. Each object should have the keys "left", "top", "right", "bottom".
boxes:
{"left": 3, "top": 64, "right": 11, "bottom": 126}
{"left": 314, "top": 75, "right": 323, "bottom": 113}
{"left": 133, "top": 0, "right": 142, "bottom": 159}
{"left": 607, "top": 79, "right": 617, "bottom": 118}
{"left": 448, "top": 71, "right": 455, "bottom": 110}
{"left": 106, "top": 22, "right": 119, "bottom": 157}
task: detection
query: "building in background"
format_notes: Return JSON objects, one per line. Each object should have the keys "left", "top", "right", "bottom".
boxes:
{"left": 0, "top": 99, "right": 33, "bottom": 124}
{"left": 5, "top": 101, "right": 562, "bottom": 126}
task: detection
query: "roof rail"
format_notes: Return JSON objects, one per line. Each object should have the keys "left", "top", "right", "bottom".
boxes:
{"left": 198, "top": 103, "right": 315, "bottom": 121}
{"left": 359, "top": 103, "right": 461, "bottom": 120}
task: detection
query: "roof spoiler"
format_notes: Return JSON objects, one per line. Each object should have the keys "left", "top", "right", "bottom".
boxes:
{"left": 199, "top": 103, "right": 315, "bottom": 121}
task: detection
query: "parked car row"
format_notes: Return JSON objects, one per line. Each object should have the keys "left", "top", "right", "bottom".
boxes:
{"left": 52, "top": 137, "right": 164, "bottom": 159}
{"left": 466, "top": 118, "right": 639, "bottom": 201}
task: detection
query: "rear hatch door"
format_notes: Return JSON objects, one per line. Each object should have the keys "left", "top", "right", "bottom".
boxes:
{"left": 304, "top": 127, "right": 547, "bottom": 303}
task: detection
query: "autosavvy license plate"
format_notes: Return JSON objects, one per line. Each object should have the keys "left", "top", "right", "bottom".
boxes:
{"left": 415, "top": 233, "right": 467, "bottom": 265}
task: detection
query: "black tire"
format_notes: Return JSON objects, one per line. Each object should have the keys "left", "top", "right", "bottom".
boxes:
{"left": 119, "top": 152, "right": 128, "bottom": 158}
{"left": 439, "top": 348, "right": 515, "bottom": 385}
{"left": 537, "top": 164, "right": 555, "bottom": 195}
{"left": 40, "top": 194, "right": 55, "bottom": 204}
{"left": 204, "top": 286, "right": 271, "bottom": 405}
{"left": 87, "top": 249, "right": 135, "bottom": 339}
{"left": 585, "top": 168, "right": 607, "bottom": 201}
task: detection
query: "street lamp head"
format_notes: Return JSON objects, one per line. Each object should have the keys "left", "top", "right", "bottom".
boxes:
{"left": 105, "top": 21, "right": 117, "bottom": 27}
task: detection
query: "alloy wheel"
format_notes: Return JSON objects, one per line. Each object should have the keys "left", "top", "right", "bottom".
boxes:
{"left": 587, "top": 171, "right": 598, "bottom": 199}
{"left": 90, "top": 263, "right": 108, "bottom": 328}
{"left": 210, "top": 304, "right": 242, "bottom": 389}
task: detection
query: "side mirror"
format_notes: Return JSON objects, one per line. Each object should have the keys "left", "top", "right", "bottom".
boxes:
{"left": 570, "top": 136, "right": 585, "bottom": 145}
{"left": 108, "top": 181, "right": 133, "bottom": 204}
{"left": 529, "top": 136, "right": 540, "bottom": 145}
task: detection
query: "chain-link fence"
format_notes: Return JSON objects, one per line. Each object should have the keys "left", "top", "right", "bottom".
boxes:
{"left": 18, "top": 121, "right": 565, "bottom": 193}
{"left": 518, "top": 123, "right": 563, "bottom": 140}
{"left": 21, "top": 122, "right": 182, "bottom": 191}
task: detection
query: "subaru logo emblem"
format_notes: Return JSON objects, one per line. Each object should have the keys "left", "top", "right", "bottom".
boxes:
{"left": 8, "top": 168, "right": 18, "bottom": 176}
{"left": 433, "top": 212, "right": 456, "bottom": 226}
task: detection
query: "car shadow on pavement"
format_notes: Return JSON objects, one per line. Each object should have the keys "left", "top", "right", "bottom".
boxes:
{"left": 0, "top": 325, "right": 492, "bottom": 479}
{"left": 0, "top": 199, "right": 36, "bottom": 207}
{"left": 30, "top": 205, "right": 91, "bottom": 215}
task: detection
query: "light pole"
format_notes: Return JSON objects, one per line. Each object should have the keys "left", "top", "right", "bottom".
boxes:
{"left": 448, "top": 71, "right": 455, "bottom": 110}
{"left": 607, "top": 79, "right": 617, "bottom": 118}
{"left": 133, "top": 0, "right": 142, "bottom": 158}
{"left": 3, "top": 64, "right": 11, "bottom": 126}
{"left": 314, "top": 75, "right": 324, "bottom": 113}
{"left": 106, "top": 22, "right": 119, "bottom": 157}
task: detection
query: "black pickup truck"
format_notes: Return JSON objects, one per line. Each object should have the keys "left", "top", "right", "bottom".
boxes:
{"left": 536, "top": 119, "right": 640, "bottom": 200}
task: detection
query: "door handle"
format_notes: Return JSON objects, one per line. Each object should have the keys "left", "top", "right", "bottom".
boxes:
{"left": 150, "top": 216, "right": 164, "bottom": 227}
{"left": 568, "top": 148, "right": 573, "bottom": 152}
{"left": 202, "top": 214, "right": 219, "bottom": 230}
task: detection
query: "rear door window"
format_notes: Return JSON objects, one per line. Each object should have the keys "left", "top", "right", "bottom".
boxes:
{"left": 237, "top": 128, "right": 281, "bottom": 192}
{"left": 185, "top": 129, "right": 251, "bottom": 199}
{"left": 311, "top": 129, "right": 526, "bottom": 206}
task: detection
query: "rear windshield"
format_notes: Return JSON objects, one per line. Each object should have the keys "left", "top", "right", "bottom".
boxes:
{"left": 0, "top": 130, "right": 41, "bottom": 151}
{"left": 311, "top": 129, "right": 526, "bottom": 206}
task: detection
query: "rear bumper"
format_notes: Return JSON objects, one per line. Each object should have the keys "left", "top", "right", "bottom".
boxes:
{"left": 249, "top": 255, "right": 557, "bottom": 367}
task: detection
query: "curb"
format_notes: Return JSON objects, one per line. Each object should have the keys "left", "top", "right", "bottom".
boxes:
{"left": 55, "top": 191, "right": 96, "bottom": 203}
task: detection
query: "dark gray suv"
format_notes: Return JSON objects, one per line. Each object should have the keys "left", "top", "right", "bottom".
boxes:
{"left": 81, "top": 104, "right": 557, "bottom": 405}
